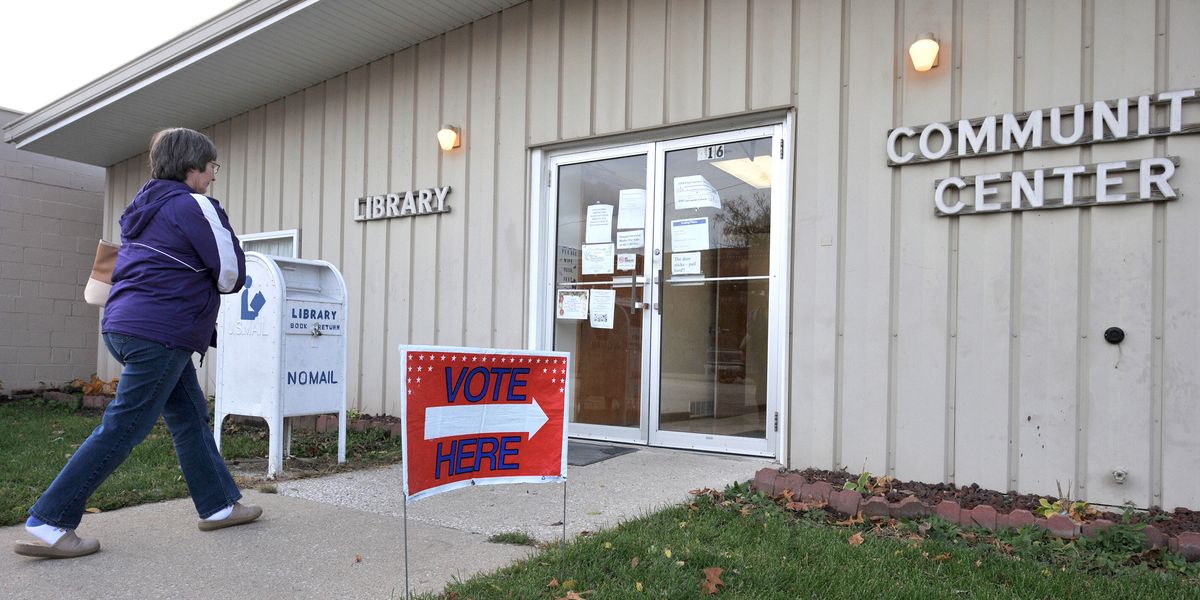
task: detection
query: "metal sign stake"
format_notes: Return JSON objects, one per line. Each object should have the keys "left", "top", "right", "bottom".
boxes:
{"left": 403, "top": 497, "right": 411, "bottom": 600}
{"left": 560, "top": 478, "right": 568, "bottom": 585}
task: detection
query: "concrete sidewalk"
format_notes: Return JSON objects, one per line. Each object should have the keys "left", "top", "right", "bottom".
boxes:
{"left": 3, "top": 445, "right": 775, "bottom": 599}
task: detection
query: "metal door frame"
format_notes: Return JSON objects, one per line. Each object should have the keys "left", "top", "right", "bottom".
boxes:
{"left": 531, "top": 115, "right": 793, "bottom": 460}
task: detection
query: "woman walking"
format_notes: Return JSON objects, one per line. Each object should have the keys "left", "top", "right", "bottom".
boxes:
{"left": 15, "top": 128, "right": 262, "bottom": 559}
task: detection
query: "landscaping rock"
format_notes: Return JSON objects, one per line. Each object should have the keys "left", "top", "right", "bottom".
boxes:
{"left": 1045, "top": 514, "right": 1079, "bottom": 539}
{"left": 934, "top": 500, "right": 961, "bottom": 524}
{"left": 829, "top": 489, "right": 862, "bottom": 517}
{"left": 892, "top": 495, "right": 930, "bottom": 520}
{"left": 968, "top": 505, "right": 998, "bottom": 530}
{"left": 82, "top": 395, "right": 112, "bottom": 409}
{"left": 802, "top": 481, "right": 834, "bottom": 504}
{"left": 1176, "top": 532, "right": 1200, "bottom": 561}
{"left": 753, "top": 468, "right": 778, "bottom": 496}
{"left": 1008, "top": 509, "right": 1037, "bottom": 529}
{"left": 1142, "top": 525, "right": 1168, "bottom": 550}
{"left": 776, "top": 473, "right": 806, "bottom": 497}
{"left": 861, "top": 496, "right": 890, "bottom": 520}
{"left": 1081, "top": 519, "right": 1115, "bottom": 539}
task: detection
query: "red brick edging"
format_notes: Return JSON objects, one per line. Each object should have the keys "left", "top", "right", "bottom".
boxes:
{"left": 752, "top": 468, "right": 1200, "bottom": 562}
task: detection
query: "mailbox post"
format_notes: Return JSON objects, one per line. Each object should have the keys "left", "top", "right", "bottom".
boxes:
{"left": 214, "top": 252, "right": 347, "bottom": 477}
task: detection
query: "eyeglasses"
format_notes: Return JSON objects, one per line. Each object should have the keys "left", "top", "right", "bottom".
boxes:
{"left": 210, "top": 162, "right": 221, "bottom": 174}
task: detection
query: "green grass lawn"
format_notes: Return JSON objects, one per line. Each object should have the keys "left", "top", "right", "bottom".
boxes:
{"left": 428, "top": 486, "right": 1200, "bottom": 600}
{"left": 0, "top": 398, "right": 402, "bottom": 527}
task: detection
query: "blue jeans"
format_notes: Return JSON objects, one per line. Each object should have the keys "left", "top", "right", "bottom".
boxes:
{"left": 30, "top": 333, "right": 241, "bottom": 529}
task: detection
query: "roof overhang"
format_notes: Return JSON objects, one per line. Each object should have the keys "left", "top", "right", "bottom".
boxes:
{"left": 2, "top": 0, "right": 521, "bottom": 166}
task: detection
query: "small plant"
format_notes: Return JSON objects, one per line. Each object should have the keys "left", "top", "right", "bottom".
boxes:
{"left": 920, "top": 516, "right": 961, "bottom": 541}
{"left": 843, "top": 471, "right": 895, "bottom": 496}
{"left": 488, "top": 531, "right": 538, "bottom": 546}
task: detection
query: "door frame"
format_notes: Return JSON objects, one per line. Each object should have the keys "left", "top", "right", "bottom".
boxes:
{"left": 529, "top": 114, "right": 793, "bottom": 460}
{"left": 647, "top": 124, "right": 787, "bottom": 457}
{"left": 540, "top": 142, "right": 655, "bottom": 445}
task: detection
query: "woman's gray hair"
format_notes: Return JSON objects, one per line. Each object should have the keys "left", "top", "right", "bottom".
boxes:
{"left": 148, "top": 128, "right": 218, "bottom": 181}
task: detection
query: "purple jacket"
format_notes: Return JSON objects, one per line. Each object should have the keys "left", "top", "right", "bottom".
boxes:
{"left": 102, "top": 179, "right": 246, "bottom": 354}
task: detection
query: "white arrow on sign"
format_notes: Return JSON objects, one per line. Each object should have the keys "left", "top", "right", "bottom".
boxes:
{"left": 424, "top": 398, "right": 549, "bottom": 440}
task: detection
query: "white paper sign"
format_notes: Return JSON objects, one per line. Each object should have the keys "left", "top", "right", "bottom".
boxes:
{"left": 556, "top": 289, "right": 589, "bottom": 319}
{"left": 672, "top": 252, "right": 702, "bottom": 275}
{"left": 673, "top": 175, "right": 721, "bottom": 210}
{"left": 585, "top": 204, "right": 613, "bottom": 243}
{"left": 616, "top": 229, "right": 644, "bottom": 250}
{"left": 581, "top": 243, "right": 615, "bottom": 275}
{"left": 617, "top": 189, "right": 647, "bottom": 229}
{"left": 616, "top": 253, "right": 637, "bottom": 271}
{"left": 670, "top": 217, "right": 710, "bottom": 252}
{"left": 589, "top": 289, "right": 616, "bottom": 330}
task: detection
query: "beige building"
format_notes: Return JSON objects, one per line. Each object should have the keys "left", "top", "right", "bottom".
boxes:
{"left": 5, "top": 0, "right": 1200, "bottom": 510}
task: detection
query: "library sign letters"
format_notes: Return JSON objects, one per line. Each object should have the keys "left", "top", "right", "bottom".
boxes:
{"left": 352, "top": 186, "right": 450, "bottom": 222}
{"left": 886, "top": 89, "right": 1197, "bottom": 216}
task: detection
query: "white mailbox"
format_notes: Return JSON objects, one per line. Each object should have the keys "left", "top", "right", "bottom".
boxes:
{"left": 214, "top": 252, "right": 347, "bottom": 477}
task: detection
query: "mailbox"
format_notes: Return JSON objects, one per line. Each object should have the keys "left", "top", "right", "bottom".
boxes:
{"left": 214, "top": 251, "right": 347, "bottom": 477}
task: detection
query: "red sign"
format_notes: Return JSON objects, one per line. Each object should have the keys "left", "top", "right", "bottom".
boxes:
{"left": 400, "top": 346, "right": 569, "bottom": 501}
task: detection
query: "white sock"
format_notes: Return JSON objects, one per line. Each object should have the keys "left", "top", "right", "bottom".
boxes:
{"left": 25, "top": 520, "right": 68, "bottom": 546}
{"left": 204, "top": 505, "right": 234, "bottom": 521}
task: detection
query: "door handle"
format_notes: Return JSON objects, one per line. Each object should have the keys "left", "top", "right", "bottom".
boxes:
{"left": 654, "top": 268, "right": 663, "bottom": 314}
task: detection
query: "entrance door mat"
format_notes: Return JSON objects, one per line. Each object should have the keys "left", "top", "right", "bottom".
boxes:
{"left": 567, "top": 441, "right": 638, "bottom": 466}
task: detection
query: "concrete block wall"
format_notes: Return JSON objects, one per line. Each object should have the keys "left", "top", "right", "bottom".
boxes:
{"left": 0, "top": 108, "right": 105, "bottom": 392}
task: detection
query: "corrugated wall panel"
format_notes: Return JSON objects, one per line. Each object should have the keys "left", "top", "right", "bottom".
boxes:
{"left": 465, "top": 15, "right": 501, "bottom": 348}
{"left": 789, "top": 0, "right": 841, "bottom": 478}
{"left": 838, "top": 0, "right": 895, "bottom": 476}
{"left": 707, "top": 0, "right": 748, "bottom": 117}
{"left": 361, "top": 57, "right": 394, "bottom": 416}
{"left": 628, "top": 0, "right": 667, "bottom": 129}
{"left": 593, "top": 0, "right": 629, "bottom": 135}
{"left": 384, "top": 47, "right": 418, "bottom": 417}
{"left": 342, "top": 65, "right": 369, "bottom": 410}
{"left": 92, "top": 0, "right": 1200, "bottom": 506}
{"left": 1084, "top": 0, "right": 1156, "bottom": 507}
{"left": 893, "top": 0, "right": 954, "bottom": 484}
{"left": 1162, "top": 0, "right": 1200, "bottom": 512}
{"left": 1016, "top": 0, "right": 1083, "bottom": 507}
{"left": 560, "top": 0, "right": 594, "bottom": 139}
{"left": 953, "top": 0, "right": 1015, "bottom": 492}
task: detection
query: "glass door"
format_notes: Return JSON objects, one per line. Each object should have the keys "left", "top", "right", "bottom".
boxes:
{"left": 547, "top": 124, "right": 785, "bottom": 456}
{"left": 649, "top": 127, "right": 780, "bottom": 456}
{"left": 550, "top": 145, "right": 653, "bottom": 444}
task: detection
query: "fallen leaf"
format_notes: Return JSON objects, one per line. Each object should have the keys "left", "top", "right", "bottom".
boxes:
{"left": 848, "top": 532, "right": 864, "bottom": 546}
{"left": 353, "top": 554, "right": 362, "bottom": 563}
{"left": 562, "top": 579, "right": 576, "bottom": 590}
{"left": 700, "top": 567, "right": 725, "bottom": 595}
{"left": 739, "top": 505, "right": 753, "bottom": 516}
{"left": 636, "top": 581, "right": 643, "bottom": 592}
{"left": 664, "top": 548, "right": 672, "bottom": 558}
{"left": 603, "top": 542, "right": 613, "bottom": 549}
{"left": 547, "top": 578, "right": 559, "bottom": 588}
{"left": 85, "top": 507, "right": 101, "bottom": 514}
{"left": 974, "top": 559, "right": 982, "bottom": 567}
{"left": 630, "top": 557, "right": 639, "bottom": 568}
{"left": 931, "top": 552, "right": 953, "bottom": 562}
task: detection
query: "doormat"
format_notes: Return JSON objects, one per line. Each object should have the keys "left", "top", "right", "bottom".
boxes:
{"left": 567, "top": 441, "right": 638, "bottom": 466}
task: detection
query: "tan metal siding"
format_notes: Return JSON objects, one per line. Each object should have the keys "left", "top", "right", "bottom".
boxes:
{"left": 93, "top": 0, "right": 1200, "bottom": 507}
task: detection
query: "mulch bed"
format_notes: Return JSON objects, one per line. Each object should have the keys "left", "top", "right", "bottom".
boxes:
{"left": 794, "top": 468, "right": 1200, "bottom": 538}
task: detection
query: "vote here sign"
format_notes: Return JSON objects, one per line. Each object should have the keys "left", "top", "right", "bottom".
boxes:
{"left": 400, "top": 345, "right": 569, "bottom": 501}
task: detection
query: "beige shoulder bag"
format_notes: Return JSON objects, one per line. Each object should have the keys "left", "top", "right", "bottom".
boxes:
{"left": 84, "top": 240, "right": 120, "bottom": 307}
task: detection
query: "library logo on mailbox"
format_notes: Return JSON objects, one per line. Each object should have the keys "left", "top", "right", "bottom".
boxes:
{"left": 400, "top": 346, "right": 569, "bottom": 502}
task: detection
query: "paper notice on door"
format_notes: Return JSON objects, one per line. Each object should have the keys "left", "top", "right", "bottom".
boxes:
{"left": 616, "top": 229, "right": 644, "bottom": 250}
{"left": 581, "top": 243, "right": 615, "bottom": 275}
{"left": 585, "top": 204, "right": 613, "bottom": 244}
{"left": 616, "top": 189, "right": 646, "bottom": 229}
{"left": 589, "top": 289, "right": 616, "bottom": 330}
{"left": 673, "top": 175, "right": 721, "bottom": 210}
{"left": 556, "top": 289, "right": 589, "bottom": 320}
{"left": 671, "top": 252, "right": 702, "bottom": 276}
{"left": 616, "top": 253, "right": 637, "bottom": 271}
{"left": 670, "top": 217, "right": 710, "bottom": 252}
